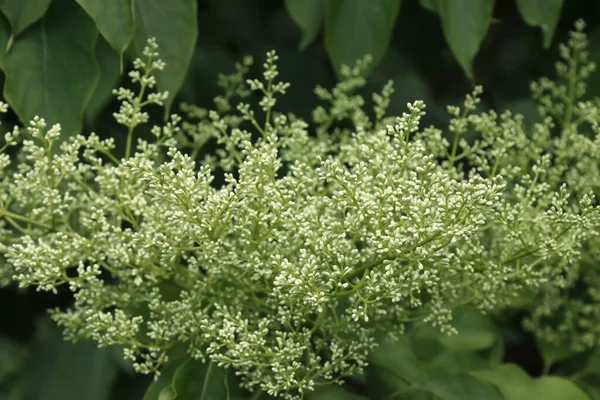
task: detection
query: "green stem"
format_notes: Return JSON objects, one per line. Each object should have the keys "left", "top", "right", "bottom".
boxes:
{"left": 124, "top": 64, "right": 153, "bottom": 159}
{"left": 0, "top": 209, "right": 51, "bottom": 230}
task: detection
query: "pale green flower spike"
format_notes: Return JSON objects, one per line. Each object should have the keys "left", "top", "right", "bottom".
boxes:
{"left": 0, "top": 25, "right": 599, "bottom": 399}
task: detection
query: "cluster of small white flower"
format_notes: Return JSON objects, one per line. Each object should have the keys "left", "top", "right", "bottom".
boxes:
{"left": 0, "top": 22, "right": 599, "bottom": 398}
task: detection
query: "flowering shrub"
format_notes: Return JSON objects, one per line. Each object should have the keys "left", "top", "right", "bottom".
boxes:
{"left": 0, "top": 21, "right": 599, "bottom": 400}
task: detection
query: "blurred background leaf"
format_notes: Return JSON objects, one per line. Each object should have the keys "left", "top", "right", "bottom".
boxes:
{"left": 0, "top": 0, "right": 50, "bottom": 38}
{"left": 436, "top": 0, "right": 495, "bottom": 79}
{"left": 75, "top": 0, "right": 133, "bottom": 69}
{"left": 12, "top": 320, "right": 118, "bottom": 400}
{"left": 515, "top": 0, "right": 563, "bottom": 48}
{"left": 132, "top": 0, "right": 198, "bottom": 116}
{"left": 0, "top": 0, "right": 98, "bottom": 139}
{"left": 284, "top": 0, "right": 323, "bottom": 50}
{"left": 325, "top": 0, "right": 401, "bottom": 75}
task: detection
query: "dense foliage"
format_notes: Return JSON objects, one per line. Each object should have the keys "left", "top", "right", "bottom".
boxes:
{"left": 0, "top": 16, "right": 599, "bottom": 399}
{"left": 0, "top": 0, "right": 579, "bottom": 143}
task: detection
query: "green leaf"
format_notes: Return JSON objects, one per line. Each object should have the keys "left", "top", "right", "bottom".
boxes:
{"left": 472, "top": 363, "right": 591, "bottom": 400}
{"left": 576, "top": 375, "right": 600, "bottom": 400}
{"left": 0, "top": 1, "right": 99, "bottom": 139}
{"left": 537, "top": 337, "right": 577, "bottom": 370}
{"left": 17, "top": 321, "right": 117, "bottom": 400}
{"left": 443, "top": 310, "right": 497, "bottom": 351}
{"left": 144, "top": 358, "right": 240, "bottom": 400}
{"left": 425, "top": 346, "right": 504, "bottom": 375}
{"left": 132, "top": 0, "right": 198, "bottom": 117}
{"left": 581, "top": 348, "right": 600, "bottom": 376}
{"left": 408, "top": 309, "right": 503, "bottom": 375}
{"left": 306, "top": 385, "right": 368, "bottom": 400}
{"left": 418, "top": 373, "right": 503, "bottom": 400}
{"left": 0, "top": 12, "right": 9, "bottom": 61}
{"left": 557, "top": 347, "right": 600, "bottom": 383}
{"left": 367, "top": 336, "right": 432, "bottom": 398}
{"left": 0, "top": 337, "right": 23, "bottom": 384}
{"left": 0, "top": 0, "right": 50, "bottom": 37}
{"left": 85, "top": 36, "right": 121, "bottom": 124}
{"left": 285, "top": 0, "right": 323, "bottom": 50}
{"left": 143, "top": 357, "right": 187, "bottom": 400}
{"left": 515, "top": 0, "right": 562, "bottom": 48}
{"left": 324, "top": 0, "right": 401, "bottom": 75}
{"left": 75, "top": 0, "right": 134, "bottom": 68}
{"left": 413, "top": 309, "right": 498, "bottom": 353}
{"left": 171, "top": 360, "right": 230, "bottom": 399}
{"left": 419, "top": 0, "right": 438, "bottom": 13}
{"left": 436, "top": 0, "right": 494, "bottom": 79}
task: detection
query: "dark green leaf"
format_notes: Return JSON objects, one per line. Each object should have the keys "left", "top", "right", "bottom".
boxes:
{"left": 442, "top": 310, "right": 497, "bottom": 351}
{"left": 419, "top": 0, "right": 437, "bottom": 13}
{"left": 425, "top": 346, "right": 503, "bottom": 374}
{"left": 581, "top": 348, "right": 600, "bottom": 376}
{"left": 85, "top": 36, "right": 121, "bottom": 124}
{"left": 17, "top": 321, "right": 117, "bottom": 400}
{"left": 75, "top": 0, "right": 134, "bottom": 68}
{"left": 367, "top": 336, "right": 431, "bottom": 398}
{"left": 171, "top": 360, "right": 230, "bottom": 399}
{"left": 0, "top": 12, "right": 9, "bottom": 61}
{"left": 0, "top": 0, "right": 50, "bottom": 37}
{"left": 144, "top": 358, "right": 241, "bottom": 400}
{"left": 0, "top": 1, "right": 99, "bottom": 139}
{"left": 306, "top": 385, "right": 368, "bottom": 400}
{"left": 515, "top": 0, "right": 562, "bottom": 48}
{"left": 587, "top": 27, "right": 600, "bottom": 98}
{"left": 472, "top": 363, "right": 591, "bottom": 400}
{"left": 576, "top": 375, "right": 600, "bottom": 400}
{"left": 413, "top": 309, "right": 498, "bottom": 353}
{"left": 143, "top": 357, "right": 187, "bottom": 400}
{"left": 537, "top": 337, "right": 577, "bottom": 369}
{"left": 409, "top": 309, "right": 503, "bottom": 374}
{"left": 132, "top": 0, "right": 198, "bottom": 116}
{"left": 436, "top": 0, "right": 494, "bottom": 79}
{"left": 324, "top": 0, "right": 401, "bottom": 75}
{"left": 285, "top": 0, "right": 323, "bottom": 50}
{"left": 0, "top": 337, "right": 23, "bottom": 384}
{"left": 418, "top": 373, "right": 503, "bottom": 400}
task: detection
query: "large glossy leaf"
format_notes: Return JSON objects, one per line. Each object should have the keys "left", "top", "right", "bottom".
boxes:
{"left": 0, "top": 1, "right": 99, "bottom": 138}
{"left": 472, "top": 363, "right": 591, "bottom": 400}
{"left": 324, "top": 0, "right": 401, "bottom": 75}
{"left": 436, "top": 0, "right": 494, "bottom": 79}
{"left": 418, "top": 373, "right": 503, "bottom": 400}
{"left": 85, "top": 36, "right": 121, "bottom": 123}
{"left": 132, "top": 0, "right": 198, "bottom": 116}
{"left": 285, "top": 0, "right": 323, "bottom": 50}
{"left": 17, "top": 321, "right": 117, "bottom": 400}
{"left": 0, "top": 0, "right": 50, "bottom": 37}
{"left": 75, "top": 0, "right": 134, "bottom": 67}
{"left": 515, "top": 0, "right": 562, "bottom": 48}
